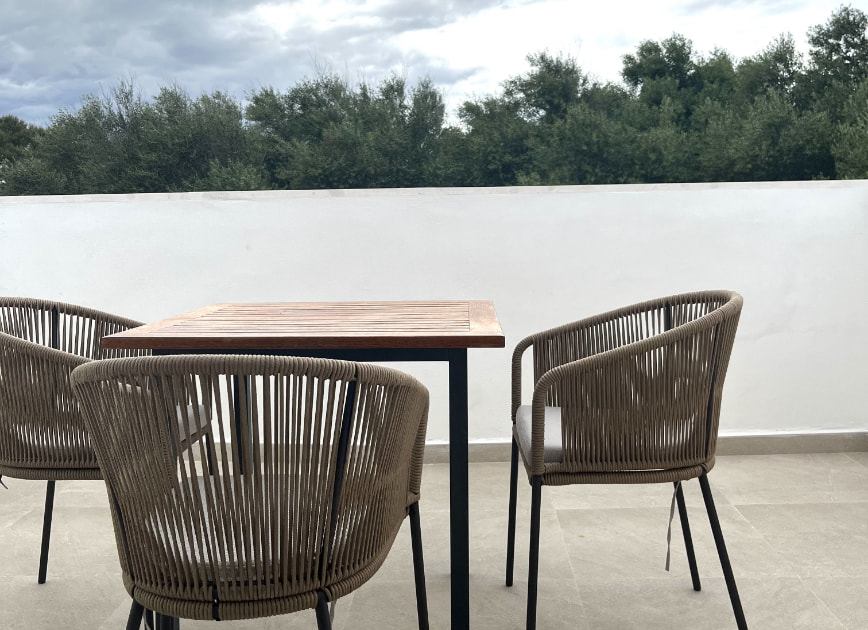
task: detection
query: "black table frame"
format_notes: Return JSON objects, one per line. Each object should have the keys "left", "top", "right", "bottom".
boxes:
{"left": 155, "top": 346, "right": 471, "bottom": 630}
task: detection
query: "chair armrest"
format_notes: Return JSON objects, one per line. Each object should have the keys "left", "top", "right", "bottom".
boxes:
{"left": 77, "top": 310, "right": 147, "bottom": 360}
{"left": 0, "top": 331, "right": 95, "bottom": 468}
{"left": 519, "top": 311, "right": 628, "bottom": 388}
{"left": 513, "top": 310, "right": 632, "bottom": 420}
{"left": 525, "top": 339, "right": 635, "bottom": 476}
{"left": 407, "top": 397, "right": 429, "bottom": 504}
{"left": 511, "top": 334, "right": 535, "bottom": 422}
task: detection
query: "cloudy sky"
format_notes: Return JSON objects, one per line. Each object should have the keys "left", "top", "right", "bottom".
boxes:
{"left": 0, "top": 0, "right": 850, "bottom": 125}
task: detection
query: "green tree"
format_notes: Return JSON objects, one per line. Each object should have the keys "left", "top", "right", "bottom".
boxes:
{"left": 808, "top": 5, "right": 868, "bottom": 87}
{"left": 622, "top": 35, "right": 697, "bottom": 112}
{"left": 736, "top": 35, "right": 803, "bottom": 104}
{"left": 692, "top": 49, "right": 737, "bottom": 107}
{"left": 141, "top": 87, "right": 262, "bottom": 191}
{"left": 0, "top": 115, "right": 42, "bottom": 164}
{"left": 694, "top": 91, "right": 833, "bottom": 181}
{"left": 246, "top": 74, "right": 445, "bottom": 189}
{"left": 1, "top": 81, "right": 263, "bottom": 195}
{"left": 832, "top": 77, "right": 868, "bottom": 178}
{"left": 452, "top": 96, "right": 532, "bottom": 186}
{"left": 503, "top": 52, "right": 586, "bottom": 124}
{"left": 406, "top": 78, "right": 447, "bottom": 186}
{"left": 801, "top": 5, "right": 868, "bottom": 118}
{"left": 521, "top": 101, "right": 638, "bottom": 184}
{"left": 634, "top": 97, "right": 696, "bottom": 182}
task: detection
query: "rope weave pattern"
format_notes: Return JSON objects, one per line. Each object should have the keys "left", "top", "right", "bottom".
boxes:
{"left": 0, "top": 297, "right": 146, "bottom": 479}
{"left": 71, "top": 355, "right": 429, "bottom": 621}
{"left": 511, "top": 290, "right": 742, "bottom": 482}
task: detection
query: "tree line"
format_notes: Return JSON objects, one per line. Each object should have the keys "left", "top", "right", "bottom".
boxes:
{"left": 1, "top": 5, "right": 866, "bottom": 195}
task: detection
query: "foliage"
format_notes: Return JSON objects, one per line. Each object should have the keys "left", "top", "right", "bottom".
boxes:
{"left": 0, "top": 115, "right": 43, "bottom": 165}
{"left": 832, "top": 77, "right": 868, "bottom": 178}
{"left": 245, "top": 75, "right": 445, "bottom": 189}
{"left": 1, "top": 5, "right": 866, "bottom": 195}
{"left": 1, "top": 82, "right": 260, "bottom": 194}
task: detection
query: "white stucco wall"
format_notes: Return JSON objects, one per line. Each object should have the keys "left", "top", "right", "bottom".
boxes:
{"left": 2, "top": 181, "right": 867, "bottom": 443}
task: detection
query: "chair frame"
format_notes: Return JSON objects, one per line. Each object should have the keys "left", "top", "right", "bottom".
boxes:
{"left": 504, "top": 290, "right": 747, "bottom": 629}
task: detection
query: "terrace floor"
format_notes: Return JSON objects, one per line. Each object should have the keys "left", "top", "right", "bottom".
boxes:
{"left": 2, "top": 452, "right": 868, "bottom": 629}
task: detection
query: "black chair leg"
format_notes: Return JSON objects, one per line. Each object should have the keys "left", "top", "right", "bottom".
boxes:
{"left": 526, "top": 476, "right": 542, "bottom": 630}
{"left": 674, "top": 481, "right": 701, "bottom": 591}
{"left": 409, "top": 502, "right": 430, "bottom": 630}
{"left": 699, "top": 473, "right": 748, "bottom": 630}
{"left": 315, "top": 591, "right": 332, "bottom": 630}
{"left": 126, "top": 600, "right": 145, "bottom": 630}
{"left": 154, "top": 613, "right": 179, "bottom": 630}
{"left": 204, "top": 433, "right": 215, "bottom": 475}
{"left": 37, "top": 480, "right": 56, "bottom": 584}
{"left": 506, "top": 437, "right": 519, "bottom": 586}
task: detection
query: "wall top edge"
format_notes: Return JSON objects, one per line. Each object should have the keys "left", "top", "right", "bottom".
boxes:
{"left": 2, "top": 179, "right": 867, "bottom": 205}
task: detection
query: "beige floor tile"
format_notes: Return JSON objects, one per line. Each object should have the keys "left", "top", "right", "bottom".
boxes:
{"left": 844, "top": 451, "right": 868, "bottom": 470}
{"left": 0, "top": 502, "right": 34, "bottom": 531}
{"left": 0, "top": 572, "right": 128, "bottom": 629}
{"left": 735, "top": 502, "right": 868, "bottom": 578}
{"left": 579, "top": 577, "right": 845, "bottom": 630}
{"left": 420, "top": 461, "right": 533, "bottom": 514}
{"left": 475, "top": 577, "right": 590, "bottom": 630}
{"left": 557, "top": 501, "right": 792, "bottom": 586}
{"left": 0, "top": 505, "right": 117, "bottom": 580}
{"left": 475, "top": 507, "right": 574, "bottom": 581}
{"left": 55, "top": 478, "right": 112, "bottom": 508}
{"left": 803, "top": 577, "right": 868, "bottom": 629}
{"left": 342, "top": 577, "right": 451, "bottom": 629}
{"left": 708, "top": 453, "right": 868, "bottom": 505}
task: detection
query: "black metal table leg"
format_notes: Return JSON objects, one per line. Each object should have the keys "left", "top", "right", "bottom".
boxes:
{"left": 448, "top": 349, "right": 470, "bottom": 630}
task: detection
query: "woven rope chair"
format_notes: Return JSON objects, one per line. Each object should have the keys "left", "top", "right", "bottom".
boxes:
{"left": 0, "top": 297, "right": 151, "bottom": 583}
{"left": 70, "top": 354, "right": 431, "bottom": 630}
{"left": 505, "top": 290, "right": 746, "bottom": 630}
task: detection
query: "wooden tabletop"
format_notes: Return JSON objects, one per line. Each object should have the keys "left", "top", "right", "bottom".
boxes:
{"left": 102, "top": 300, "right": 505, "bottom": 351}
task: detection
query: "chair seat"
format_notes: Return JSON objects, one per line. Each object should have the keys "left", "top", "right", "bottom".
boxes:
{"left": 175, "top": 404, "right": 211, "bottom": 447}
{"left": 515, "top": 405, "right": 563, "bottom": 464}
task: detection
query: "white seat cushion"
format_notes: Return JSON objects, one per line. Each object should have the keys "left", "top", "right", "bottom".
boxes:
{"left": 175, "top": 403, "right": 210, "bottom": 445}
{"left": 515, "top": 405, "right": 563, "bottom": 463}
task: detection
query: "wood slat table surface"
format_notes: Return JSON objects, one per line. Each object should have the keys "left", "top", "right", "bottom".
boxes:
{"left": 102, "top": 300, "right": 505, "bottom": 350}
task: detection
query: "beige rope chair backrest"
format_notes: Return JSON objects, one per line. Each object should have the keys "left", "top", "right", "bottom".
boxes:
{"left": 0, "top": 297, "right": 145, "bottom": 479}
{"left": 71, "top": 354, "right": 430, "bottom": 625}
{"left": 0, "top": 297, "right": 147, "bottom": 585}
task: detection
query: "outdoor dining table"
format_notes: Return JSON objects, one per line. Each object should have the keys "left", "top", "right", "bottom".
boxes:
{"left": 102, "top": 299, "right": 505, "bottom": 630}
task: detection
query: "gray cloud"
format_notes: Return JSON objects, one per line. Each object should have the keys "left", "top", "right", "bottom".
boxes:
{"left": 1, "top": 0, "right": 540, "bottom": 124}
{"left": 677, "top": 0, "right": 808, "bottom": 17}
